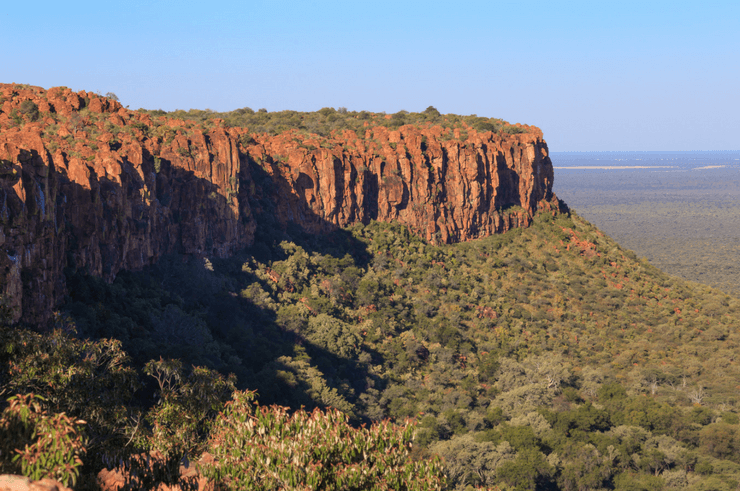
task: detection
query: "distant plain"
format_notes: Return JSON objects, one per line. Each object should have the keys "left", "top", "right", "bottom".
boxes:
{"left": 552, "top": 151, "right": 740, "bottom": 296}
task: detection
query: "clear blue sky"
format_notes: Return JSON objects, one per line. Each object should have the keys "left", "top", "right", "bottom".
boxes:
{"left": 4, "top": 1, "right": 738, "bottom": 151}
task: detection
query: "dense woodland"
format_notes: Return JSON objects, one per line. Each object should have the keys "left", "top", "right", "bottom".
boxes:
{"left": 4, "top": 206, "right": 740, "bottom": 490}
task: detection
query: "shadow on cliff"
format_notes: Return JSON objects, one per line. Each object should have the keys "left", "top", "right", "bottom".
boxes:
{"left": 50, "top": 150, "right": 380, "bottom": 417}
{"left": 244, "top": 159, "right": 374, "bottom": 266}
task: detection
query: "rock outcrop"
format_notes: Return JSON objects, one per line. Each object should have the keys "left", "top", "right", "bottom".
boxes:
{"left": 0, "top": 84, "right": 563, "bottom": 324}
{"left": 0, "top": 474, "right": 72, "bottom": 491}
{"left": 96, "top": 452, "right": 213, "bottom": 491}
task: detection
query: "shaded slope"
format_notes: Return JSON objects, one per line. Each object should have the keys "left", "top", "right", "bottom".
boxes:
{"left": 53, "top": 211, "right": 740, "bottom": 490}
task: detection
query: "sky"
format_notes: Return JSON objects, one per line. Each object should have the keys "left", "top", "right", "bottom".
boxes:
{"left": 3, "top": 1, "right": 738, "bottom": 151}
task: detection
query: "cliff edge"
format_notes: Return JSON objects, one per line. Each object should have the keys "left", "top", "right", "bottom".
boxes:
{"left": 0, "top": 84, "right": 563, "bottom": 324}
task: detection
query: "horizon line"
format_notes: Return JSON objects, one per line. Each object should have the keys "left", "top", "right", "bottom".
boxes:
{"left": 552, "top": 149, "right": 740, "bottom": 153}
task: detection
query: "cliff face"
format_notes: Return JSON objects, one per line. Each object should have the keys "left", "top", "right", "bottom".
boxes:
{"left": 254, "top": 123, "right": 558, "bottom": 243}
{"left": 0, "top": 84, "right": 562, "bottom": 324}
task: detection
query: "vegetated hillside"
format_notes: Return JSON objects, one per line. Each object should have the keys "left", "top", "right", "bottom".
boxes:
{"left": 62, "top": 210, "right": 740, "bottom": 410}
{"left": 7, "top": 208, "right": 740, "bottom": 490}
{"left": 0, "top": 83, "right": 558, "bottom": 326}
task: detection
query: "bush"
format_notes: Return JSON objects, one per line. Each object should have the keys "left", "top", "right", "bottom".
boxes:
{"left": 0, "top": 394, "right": 86, "bottom": 486}
{"left": 18, "top": 100, "right": 39, "bottom": 121}
{"left": 139, "top": 358, "right": 236, "bottom": 458}
{"left": 695, "top": 460, "right": 714, "bottom": 475}
{"left": 0, "top": 325, "right": 139, "bottom": 448}
{"left": 201, "top": 390, "right": 447, "bottom": 490}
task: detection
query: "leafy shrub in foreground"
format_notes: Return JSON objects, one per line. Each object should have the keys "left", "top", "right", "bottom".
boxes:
{"left": 139, "top": 358, "right": 236, "bottom": 458}
{"left": 0, "top": 323, "right": 139, "bottom": 451}
{"left": 201, "top": 390, "right": 447, "bottom": 490}
{"left": 0, "top": 394, "right": 86, "bottom": 486}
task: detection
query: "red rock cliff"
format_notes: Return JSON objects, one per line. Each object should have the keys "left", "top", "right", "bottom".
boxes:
{"left": 251, "top": 124, "right": 558, "bottom": 243}
{"left": 0, "top": 84, "right": 562, "bottom": 324}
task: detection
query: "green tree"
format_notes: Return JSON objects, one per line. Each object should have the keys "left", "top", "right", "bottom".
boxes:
{"left": 496, "top": 448, "right": 554, "bottom": 491}
{"left": 699, "top": 423, "right": 740, "bottom": 461}
{"left": 430, "top": 434, "right": 515, "bottom": 489}
{"left": 557, "top": 443, "right": 615, "bottom": 491}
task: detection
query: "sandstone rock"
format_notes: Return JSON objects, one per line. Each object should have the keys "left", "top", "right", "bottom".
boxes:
{"left": 0, "top": 84, "right": 564, "bottom": 325}
{"left": 96, "top": 452, "right": 213, "bottom": 491}
{"left": 0, "top": 475, "right": 72, "bottom": 491}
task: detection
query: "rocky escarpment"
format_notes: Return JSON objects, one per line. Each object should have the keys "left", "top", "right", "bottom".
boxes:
{"left": 253, "top": 122, "right": 558, "bottom": 243}
{"left": 0, "top": 84, "right": 254, "bottom": 325}
{"left": 0, "top": 84, "right": 563, "bottom": 324}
